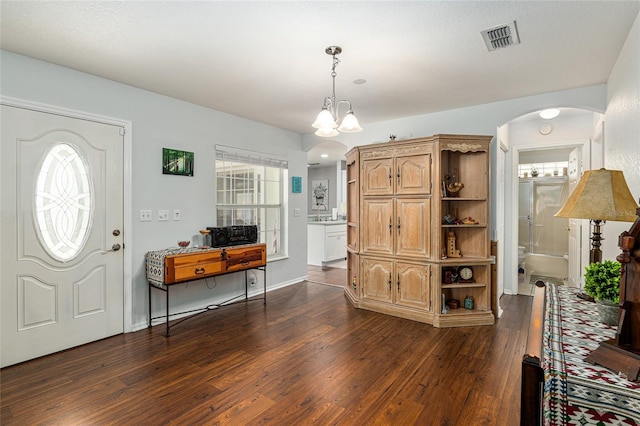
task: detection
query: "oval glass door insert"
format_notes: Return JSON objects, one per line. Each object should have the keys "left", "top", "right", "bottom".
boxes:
{"left": 35, "top": 143, "right": 94, "bottom": 262}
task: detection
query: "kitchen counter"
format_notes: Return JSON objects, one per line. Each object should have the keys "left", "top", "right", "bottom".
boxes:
{"left": 307, "top": 220, "right": 347, "bottom": 226}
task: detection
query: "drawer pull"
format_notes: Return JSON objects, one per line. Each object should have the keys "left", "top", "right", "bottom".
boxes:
{"left": 194, "top": 267, "right": 206, "bottom": 275}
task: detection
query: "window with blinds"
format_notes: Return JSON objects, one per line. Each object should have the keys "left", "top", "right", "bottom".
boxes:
{"left": 215, "top": 146, "right": 288, "bottom": 259}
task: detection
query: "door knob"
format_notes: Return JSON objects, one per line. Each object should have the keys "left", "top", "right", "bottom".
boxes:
{"left": 111, "top": 243, "right": 121, "bottom": 251}
{"left": 113, "top": 229, "right": 121, "bottom": 236}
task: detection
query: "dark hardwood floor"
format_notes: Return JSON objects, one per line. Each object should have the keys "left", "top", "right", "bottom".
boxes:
{"left": 1, "top": 277, "right": 532, "bottom": 425}
{"left": 306, "top": 263, "right": 348, "bottom": 288}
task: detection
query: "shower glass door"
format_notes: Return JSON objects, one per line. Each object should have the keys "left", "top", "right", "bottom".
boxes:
{"left": 519, "top": 178, "right": 569, "bottom": 256}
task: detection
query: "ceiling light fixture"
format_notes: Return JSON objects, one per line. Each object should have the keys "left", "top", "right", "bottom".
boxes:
{"left": 539, "top": 108, "right": 560, "bottom": 119}
{"left": 312, "top": 46, "right": 362, "bottom": 137}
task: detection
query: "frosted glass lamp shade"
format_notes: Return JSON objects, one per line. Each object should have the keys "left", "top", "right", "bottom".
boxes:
{"left": 337, "top": 112, "right": 363, "bottom": 133}
{"left": 314, "top": 127, "right": 339, "bottom": 137}
{"left": 312, "top": 109, "right": 337, "bottom": 129}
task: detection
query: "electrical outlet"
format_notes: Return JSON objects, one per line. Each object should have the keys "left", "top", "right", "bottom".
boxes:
{"left": 158, "top": 209, "right": 169, "bottom": 221}
{"left": 173, "top": 210, "right": 181, "bottom": 221}
{"left": 294, "top": 208, "right": 300, "bottom": 217}
{"left": 139, "top": 210, "right": 152, "bottom": 222}
{"left": 248, "top": 272, "right": 257, "bottom": 286}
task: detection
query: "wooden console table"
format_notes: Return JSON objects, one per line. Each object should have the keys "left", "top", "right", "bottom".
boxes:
{"left": 145, "top": 243, "right": 266, "bottom": 336}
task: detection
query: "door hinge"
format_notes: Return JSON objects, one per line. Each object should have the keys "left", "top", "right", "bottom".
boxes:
{"left": 119, "top": 127, "right": 126, "bottom": 136}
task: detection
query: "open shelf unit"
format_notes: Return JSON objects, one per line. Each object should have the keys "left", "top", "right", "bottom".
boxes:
{"left": 433, "top": 135, "right": 493, "bottom": 327}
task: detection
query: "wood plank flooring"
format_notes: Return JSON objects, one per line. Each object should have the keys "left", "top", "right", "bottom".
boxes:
{"left": 1, "top": 280, "right": 533, "bottom": 425}
{"left": 306, "top": 263, "right": 348, "bottom": 288}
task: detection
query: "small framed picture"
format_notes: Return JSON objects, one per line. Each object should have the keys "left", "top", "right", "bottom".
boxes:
{"left": 312, "top": 179, "right": 328, "bottom": 211}
{"left": 162, "top": 148, "right": 194, "bottom": 176}
{"left": 292, "top": 176, "right": 302, "bottom": 193}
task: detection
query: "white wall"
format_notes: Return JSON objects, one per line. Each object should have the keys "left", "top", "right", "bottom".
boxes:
{"left": 308, "top": 166, "right": 337, "bottom": 215}
{"left": 603, "top": 11, "right": 640, "bottom": 261}
{"left": 0, "top": 50, "right": 308, "bottom": 331}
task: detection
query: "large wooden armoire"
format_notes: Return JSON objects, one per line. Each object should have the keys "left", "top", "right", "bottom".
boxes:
{"left": 345, "top": 134, "right": 494, "bottom": 327}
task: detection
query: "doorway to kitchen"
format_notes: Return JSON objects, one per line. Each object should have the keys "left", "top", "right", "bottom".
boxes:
{"left": 306, "top": 141, "right": 348, "bottom": 286}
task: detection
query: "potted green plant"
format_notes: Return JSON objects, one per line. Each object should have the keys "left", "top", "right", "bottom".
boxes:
{"left": 583, "top": 260, "right": 621, "bottom": 325}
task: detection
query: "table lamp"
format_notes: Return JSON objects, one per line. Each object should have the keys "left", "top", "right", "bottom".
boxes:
{"left": 555, "top": 168, "right": 638, "bottom": 264}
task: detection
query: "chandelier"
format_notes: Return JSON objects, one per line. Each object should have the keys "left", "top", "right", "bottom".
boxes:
{"left": 312, "top": 46, "right": 362, "bottom": 137}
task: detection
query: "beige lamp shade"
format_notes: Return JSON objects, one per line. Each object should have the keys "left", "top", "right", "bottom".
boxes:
{"left": 555, "top": 169, "right": 638, "bottom": 222}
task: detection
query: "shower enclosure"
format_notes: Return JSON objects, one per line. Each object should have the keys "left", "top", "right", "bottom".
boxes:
{"left": 518, "top": 177, "right": 569, "bottom": 281}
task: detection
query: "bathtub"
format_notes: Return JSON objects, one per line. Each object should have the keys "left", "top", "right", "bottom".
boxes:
{"left": 524, "top": 253, "right": 568, "bottom": 285}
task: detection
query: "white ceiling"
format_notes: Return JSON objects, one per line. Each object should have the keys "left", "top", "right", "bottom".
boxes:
{"left": 2, "top": 1, "right": 639, "bottom": 162}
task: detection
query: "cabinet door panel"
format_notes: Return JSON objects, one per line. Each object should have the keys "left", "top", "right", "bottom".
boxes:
{"left": 396, "top": 154, "right": 431, "bottom": 195}
{"left": 396, "top": 198, "right": 430, "bottom": 258}
{"left": 396, "top": 262, "right": 430, "bottom": 310}
{"left": 362, "top": 198, "right": 393, "bottom": 255}
{"left": 362, "top": 258, "right": 393, "bottom": 303}
{"left": 362, "top": 158, "right": 393, "bottom": 195}
{"left": 325, "top": 230, "right": 346, "bottom": 261}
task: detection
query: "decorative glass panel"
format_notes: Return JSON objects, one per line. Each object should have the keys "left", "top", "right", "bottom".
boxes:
{"left": 34, "top": 143, "right": 93, "bottom": 262}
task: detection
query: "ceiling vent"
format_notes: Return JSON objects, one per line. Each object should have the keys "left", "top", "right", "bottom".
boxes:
{"left": 481, "top": 21, "right": 520, "bottom": 51}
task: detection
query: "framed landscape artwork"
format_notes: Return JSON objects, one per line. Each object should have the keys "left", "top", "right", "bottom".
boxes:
{"left": 162, "top": 148, "right": 194, "bottom": 176}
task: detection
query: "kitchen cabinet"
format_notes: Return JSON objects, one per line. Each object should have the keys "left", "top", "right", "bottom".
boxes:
{"left": 307, "top": 222, "right": 347, "bottom": 266}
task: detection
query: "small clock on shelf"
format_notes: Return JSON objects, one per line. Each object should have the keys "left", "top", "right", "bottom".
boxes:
{"left": 457, "top": 266, "right": 474, "bottom": 283}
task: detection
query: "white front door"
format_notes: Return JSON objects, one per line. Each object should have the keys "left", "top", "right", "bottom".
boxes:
{"left": 1, "top": 105, "right": 124, "bottom": 367}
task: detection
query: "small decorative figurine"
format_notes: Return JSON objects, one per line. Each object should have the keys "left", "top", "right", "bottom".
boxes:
{"left": 447, "top": 231, "right": 462, "bottom": 258}
{"left": 445, "top": 170, "right": 464, "bottom": 197}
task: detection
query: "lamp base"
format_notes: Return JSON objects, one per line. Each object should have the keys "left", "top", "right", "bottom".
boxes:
{"left": 590, "top": 219, "right": 604, "bottom": 264}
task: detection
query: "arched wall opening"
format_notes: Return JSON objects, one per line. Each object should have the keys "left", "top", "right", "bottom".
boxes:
{"left": 497, "top": 107, "right": 604, "bottom": 303}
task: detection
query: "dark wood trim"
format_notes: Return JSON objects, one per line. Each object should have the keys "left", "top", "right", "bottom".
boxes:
{"left": 521, "top": 280, "right": 546, "bottom": 426}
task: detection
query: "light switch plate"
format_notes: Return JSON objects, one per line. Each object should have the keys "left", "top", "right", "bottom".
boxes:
{"left": 139, "top": 210, "right": 152, "bottom": 222}
{"left": 173, "top": 210, "right": 181, "bottom": 221}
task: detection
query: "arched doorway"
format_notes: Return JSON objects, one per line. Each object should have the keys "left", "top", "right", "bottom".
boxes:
{"left": 498, "top": 107, "right": 603, "bottom": 298}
